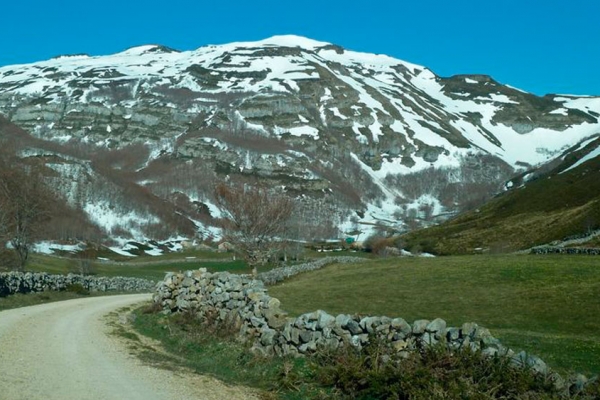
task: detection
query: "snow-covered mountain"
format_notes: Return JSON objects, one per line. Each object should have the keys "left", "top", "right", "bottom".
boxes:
{"left": 1, "top": 35, "right": 599, "bottom": 242}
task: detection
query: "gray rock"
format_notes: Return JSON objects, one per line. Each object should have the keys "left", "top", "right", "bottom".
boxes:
{"left": 391, "top": 318, "right": 411, "bottom": 336}
{"left": 316, "top": 310, "right": 336, "bottom": 330}
{"left": 412, "top": 319, "right": 430, "bottom": 334}
{"left": 299, "top": 330, "right": 313, "bottom": 344}
{"left": 335, "top": 314, "right": 353, "bottom": 328}
{"left": 426, "top": 318, "right": 446, "bottom": 335}
{"left": 264, "top": 307, "right": 288, "bottom": 329}
{"left": 461, "top": 322, "right": 478, "bottom": 338}
{"left": 421, "top": 332, "right": 438, "bottom": 346}
{"left": 250, "top": 316, "right": 265, "bottom": 328}
{"left": 360, "top": 316, "right": 382, "bottom": 334}
{"left": 346, "top": 319, "right": 362, "bottom": 335}
{"left": 260, "top": 327, "right": 277, "bottom": 346}
{"left": 446, "top": 327, "right": 460, "bottom": 342}
{"left": 298, "top": 340, "right": 317, "bottom": 353}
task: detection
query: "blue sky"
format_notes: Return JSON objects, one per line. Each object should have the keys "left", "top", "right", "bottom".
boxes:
{"left": 2, "top": 0, "right": 598, "bottom": 96}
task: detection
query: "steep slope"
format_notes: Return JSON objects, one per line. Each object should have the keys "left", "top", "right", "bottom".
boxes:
{"left": 401, "top": 135, "right": 600, "bottom": 254}
{"left": 0, "top": 35, "right": 599, "bottom": 241}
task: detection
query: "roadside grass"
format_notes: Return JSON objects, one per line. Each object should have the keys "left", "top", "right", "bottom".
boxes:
{"left": 131, "top": 307, "right": 325, "bottom": 399}
{"left": 268, "top": 254, "right": 600, "bottom": 376}
{"left": 0, "top": 289, "right": 124, "bottom": 312}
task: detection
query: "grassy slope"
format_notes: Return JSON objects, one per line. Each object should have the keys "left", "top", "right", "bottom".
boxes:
{"left": 268, "top": 255, "right": 600, "bottom": 375}
{"left": 401, "top": 150, "right": 600, "bottom": 254}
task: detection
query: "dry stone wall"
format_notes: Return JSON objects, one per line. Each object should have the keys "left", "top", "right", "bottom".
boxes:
{"left": 257, "top": 256, "right": 365, "bottom": 285}
{"left": 530, "top": 246, "right": 600, "bottom": 255}
{"left": 153, "top": 261, "right": 554, "bottom": 379}
{"left": 0, "top": 271, "right": 155, "bottom": 296}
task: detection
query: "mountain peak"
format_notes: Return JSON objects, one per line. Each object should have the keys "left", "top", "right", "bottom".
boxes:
{"left": 212, "top": 35, "right": 333, "bottom": 50}
{"left": 255, "top": 35, "right": 333, "bottom": 48}
{"left": 118, "top": 44, "right": 180, "bottom": 56}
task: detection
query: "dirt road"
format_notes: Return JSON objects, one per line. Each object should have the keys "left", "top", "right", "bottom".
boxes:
{"left": 0, "top": 294, "right": 259, "bottom": 400}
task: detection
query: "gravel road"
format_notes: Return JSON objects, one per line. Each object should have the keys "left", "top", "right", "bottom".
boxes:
{"left": 0, "top": 294, "right": 260, "bottom": 400}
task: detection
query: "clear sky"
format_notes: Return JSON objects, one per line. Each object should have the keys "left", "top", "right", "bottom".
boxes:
{"left": 2, "top": 0, "right": 598, "bottom": 96}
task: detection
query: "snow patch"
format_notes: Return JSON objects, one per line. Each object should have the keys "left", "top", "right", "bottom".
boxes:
{"left": 83, "top": 201, "right": 159, "bottom": 240}
{"left": 560, "top": 145, "right": 600, "bottom": 174}
{"left": 33, "top": 241, "right": 83, "bottom": 255}
{"left": 287, "top": 126, "right": 319, "bottom": 139}
{"left": 549, "top": 108, "right": 569, "bottom": 116}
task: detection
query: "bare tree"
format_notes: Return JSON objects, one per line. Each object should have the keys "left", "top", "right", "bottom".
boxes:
{"left": 0, "top": 165, "right": 52, "bottom": 271}
{"left": 214, "top": 183, "right": 294, "bottom": 276}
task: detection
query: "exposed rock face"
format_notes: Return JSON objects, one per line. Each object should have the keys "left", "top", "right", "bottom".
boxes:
{"left": 1, "top": 36, "right": 599, "bottom": 240}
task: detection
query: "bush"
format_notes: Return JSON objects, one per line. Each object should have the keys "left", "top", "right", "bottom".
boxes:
{"left": 363, "top": 234, "right": 394, "bottom": 255}
{"left": 311, "top": 340, "right": 566, "bottom": 399}
{"left": 0, "top": 249, "right": 19, "bottom": 270}
{"left": 65, "top": 283, "right": 90, "bottom": 296}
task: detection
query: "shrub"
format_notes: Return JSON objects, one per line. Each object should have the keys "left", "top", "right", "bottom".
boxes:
{"left": 363, "top": 234, "right": 394, "bottom": 255}
{"left": 0, "top": 249, "right": 19, "bottom": 270}
{"left": 65, "top": 283, "right": 90, "bottom": 296}
{"left": 311, "top": 340, "right": 565, "bottom": 399}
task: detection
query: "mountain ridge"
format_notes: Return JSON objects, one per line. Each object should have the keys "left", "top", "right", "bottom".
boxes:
{"left": 0, "top": 35, "right": 599, "bottom": 244}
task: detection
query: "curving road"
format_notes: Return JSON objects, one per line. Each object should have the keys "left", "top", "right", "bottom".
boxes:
{"left": 0, "top": 294, "right": 258, "bottom": 400}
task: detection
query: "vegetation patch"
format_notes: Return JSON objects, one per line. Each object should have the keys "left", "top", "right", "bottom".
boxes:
{"left": 0, "top": 290, "right": 113, "bottom": 312}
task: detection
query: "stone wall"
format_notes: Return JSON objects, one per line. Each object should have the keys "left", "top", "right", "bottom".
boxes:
{"left": 530, "top": 246, "right": 600, "bottom": 255}
{"left": 0, "top": 271, "right": 155, "bottom": 296}
{"left": 257, "top": 256, "right": 366, "bottom": 285}
{"left": 153, "top": 265, "right": 553, "bottom": 379}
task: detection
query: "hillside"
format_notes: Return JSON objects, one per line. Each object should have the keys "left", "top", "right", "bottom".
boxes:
{"left": 1, "top": 35, "right": 599, "bottom": 243}
{"left": 401, "top": 136, "right": 600, "bottom": 254}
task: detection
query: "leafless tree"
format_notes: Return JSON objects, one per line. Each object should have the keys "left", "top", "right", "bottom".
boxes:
{"left": 0, "top": 165, "right": 52, "bottom": 271}
{"left": 214, "top": 183, "right": 294, "bottom": 276}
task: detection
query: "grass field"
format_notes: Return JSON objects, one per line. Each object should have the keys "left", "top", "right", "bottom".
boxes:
{"left": 268, "top": 254, "right": 600, "bottom": 376}
{"left": 23, "top": 249, "right": 368, "bottom": 281}
{"left": 25, "top": 253, "right": 246, "bottom": 281}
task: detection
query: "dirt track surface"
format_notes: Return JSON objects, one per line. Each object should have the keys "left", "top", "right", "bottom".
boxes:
{"left": 0, "top": 294, "right": 259, "bottom": 400}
